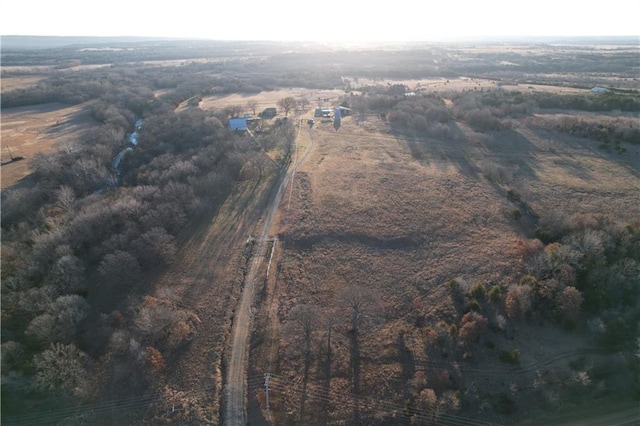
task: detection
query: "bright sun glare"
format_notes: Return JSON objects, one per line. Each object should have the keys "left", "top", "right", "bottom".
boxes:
{"left": 2, "top": 0, "right": 639, "bottom": 40}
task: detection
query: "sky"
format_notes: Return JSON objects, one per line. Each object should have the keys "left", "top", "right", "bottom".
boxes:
{"left": 2, "top": 0, "right": 639, "bottom": 41}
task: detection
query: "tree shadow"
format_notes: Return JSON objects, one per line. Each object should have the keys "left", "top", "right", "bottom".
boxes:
{"left": 398, "top": 332, "right": 415, "bottom": 382}
{"left": 348, "top": 328, "right": 361, "bottom": 423}
{"left": 390, "top": 123, "right": 481, "bottom": 179}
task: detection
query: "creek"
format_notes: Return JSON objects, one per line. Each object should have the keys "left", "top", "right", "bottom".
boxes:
{"left": 112, "top": 119, "right": 142, "bottom": 173}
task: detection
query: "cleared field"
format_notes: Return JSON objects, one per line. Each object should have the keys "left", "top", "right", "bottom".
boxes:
{"left": 256, "top": 112, "right": 640, "bottom": 424}
{"left": 1, "top": 75, "right": 46, "bottom": 91}
{"left": 2, "top": 103, "right": 99, "bottom": 189}
{"left": 199, "top": 88, "right": 346, "bottom": 112}
{"left": 1, "top": 102, "right": 99, "bottom": 188}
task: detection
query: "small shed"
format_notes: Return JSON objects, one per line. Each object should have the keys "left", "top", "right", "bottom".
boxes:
{"left": 315, "top": 108, "right": 332, "bottom": 117}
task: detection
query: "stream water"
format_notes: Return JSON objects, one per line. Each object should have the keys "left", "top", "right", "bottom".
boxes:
{"left": 112, "top": 119, "right": 142, "bottom": 173}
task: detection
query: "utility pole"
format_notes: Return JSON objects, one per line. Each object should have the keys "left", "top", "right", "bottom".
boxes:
{"left": 264, "top": 372, "right": 271, "bottom": 423}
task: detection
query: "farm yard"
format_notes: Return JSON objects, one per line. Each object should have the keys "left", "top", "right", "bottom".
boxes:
{"left": 1, "top": 37, "right": 639, "bottom": 425}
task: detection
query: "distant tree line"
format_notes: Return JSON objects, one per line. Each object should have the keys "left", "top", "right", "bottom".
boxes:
{"left": 532, "top": 92, "right": 640, "bottom": 112}
{"left": 350, "top": 89, "right": 639, "bottom": 139}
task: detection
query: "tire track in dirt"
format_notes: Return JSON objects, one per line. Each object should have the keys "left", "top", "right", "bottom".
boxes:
{"left": 224, "top": 121, "right": 314, "bottom": 425}
{"left": 158, "top": 178, "right": 280, "bottom": 424}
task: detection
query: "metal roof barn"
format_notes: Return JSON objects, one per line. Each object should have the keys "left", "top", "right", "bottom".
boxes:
{"left": 229, "top": 118, "right": 248, "bottom": 131}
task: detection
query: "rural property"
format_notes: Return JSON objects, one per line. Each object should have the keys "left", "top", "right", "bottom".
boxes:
{"left": 1, "top": 37, "right": 639, "bottom": 425}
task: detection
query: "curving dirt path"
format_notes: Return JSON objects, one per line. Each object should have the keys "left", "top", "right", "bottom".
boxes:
{"left": 224, "top": 120, "right": 314, "bottom": 425}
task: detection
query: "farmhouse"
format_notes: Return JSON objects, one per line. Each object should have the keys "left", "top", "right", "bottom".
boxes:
{"left": 260, "top": 107, "right": 277, "bottom": 118}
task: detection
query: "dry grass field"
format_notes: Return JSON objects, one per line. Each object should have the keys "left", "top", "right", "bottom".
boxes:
{"left": 1, "top": 75, "right": 46, "bottom": 91}
{"left": 252, "top": 109, "right": 639, "bottom": 424}
{"left": 1, "top": 102, "right": 99, "bottom": 188}
{"left": 200, "top": 89, "right": 346, "bottom": 112}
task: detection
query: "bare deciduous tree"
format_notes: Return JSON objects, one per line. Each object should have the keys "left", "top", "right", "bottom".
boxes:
{"left": 505, "top": 285, "right": 533, "bottom": 319}
{"left": 50, "top": 253, "right": 86, "bottom": 293}
{"left": 277, "top": 97, "right": 297, "bottom": 116}
{"left": 555, "top": 286, "right": 583, "bottom": 322}
{"left": 56, "top": 185, "right": 76, "bottom": 216}
{"left": 298, "top": 97, "right": 310, "bottom": 112}
{"left": 246, "top": 100, "right": 258, "bottom": 116}
{"left": 34, "top": 343, "right": 91, "bottom": 398}
{"left": 98, "top": 250, "right": 142, "bottom": 290}
{"left": 26, "top": 295, "right": 90, "bottom": 346}
{"left": 338, "top": 285, "right": 376, "bottom": 334}
{"left": 225, "top": 105, "right": 243, "bottom": 118}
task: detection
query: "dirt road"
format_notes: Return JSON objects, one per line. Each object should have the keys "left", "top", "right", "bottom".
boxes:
{"left": 224, "top": 120, "right": 313, "bottom": 425}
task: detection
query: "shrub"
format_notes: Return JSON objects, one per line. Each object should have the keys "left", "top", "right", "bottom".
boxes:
{"left": 465, "top": 108, "right": 502, "bottom": 132}
{"left": 437, "top": 390, "right": 461, "bottom": 414}
{"left": 496, "top": 393, "right": 516, "bottom": 414}
{"left": 505, "top": 286, "right": 532, "bottom": 319}
{"left": 488, "top": 285, "right": 503, "bottom": 302}
{"left": 519, "top": 275, "right": 537, "bottom": 287}
{"left": 470, "top": 282, "right": 487, "bottom": 299}
{"left": 145, "top": 346, "right": 166, "bottom": 376}
{"left": 500, "top": 349, "right": 520, "bottom": 365}
{"left": 459, "top": 312, "right": 489, "bottom": 344}
{"left": 446, "top": 279, "right": 461, "bottom": 294}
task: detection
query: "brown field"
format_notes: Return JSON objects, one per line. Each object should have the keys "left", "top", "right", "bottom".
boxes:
{"left": 199, "top": 88, "right": 346, "bottom": 112}
{"left": 1, "top": 102, "right": 99, "bottom": 188}
{"left": 1, "top": 75, "right": 46, "bottom": 91}
{"left": 251, "top": 110, "right": 640, "bottom": 424}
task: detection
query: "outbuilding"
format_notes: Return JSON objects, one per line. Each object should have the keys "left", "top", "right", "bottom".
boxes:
{"left": 315, "top": 108, "right": 332, "bottom": 118}
{"left": 336, "top": 106, "right": 351, "bottom": 116}
{"left": 229, "top": 117, "right": 248, "bottom": 131}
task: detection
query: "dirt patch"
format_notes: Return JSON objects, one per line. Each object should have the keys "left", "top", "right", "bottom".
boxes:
{"left": 1, "top": 102, "right": 99, "bottom": 188}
